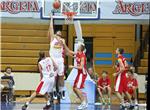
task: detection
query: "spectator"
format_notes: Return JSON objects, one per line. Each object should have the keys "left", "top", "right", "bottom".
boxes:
{"left": 126, "top": 69, "right": 138, "bottom": 105}
{"left": 87, "top": 67, "right": 98, "bottom": 82}
{"left": 1, "top": 67, "right": 15, "bottom": 102}
{"left": 130, "top": 66, "right": 138, "bottom": 79}
{"left": 97, "top": 71, "right": 111, "bottom": 105}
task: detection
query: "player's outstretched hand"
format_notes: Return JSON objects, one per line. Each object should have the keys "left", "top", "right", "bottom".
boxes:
{"left": 113, "top": 73, "right": 117, "bottom": 77}
{"left": 69, "top": 65, "right": 74, "bottom": 69}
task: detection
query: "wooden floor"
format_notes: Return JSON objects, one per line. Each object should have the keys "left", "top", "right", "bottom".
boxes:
{"left": 15, "top": 96, "right": 146, "bottom": 105}
{"left": 1, "top": 102, "right": 147, "bottom": 110}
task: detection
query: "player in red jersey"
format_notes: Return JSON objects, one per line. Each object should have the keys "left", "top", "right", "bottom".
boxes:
{"left": 126, "top": 69, "right": 138, "bottom": 105}
{"left": 97, "top": 71, "right": 111, "bottom": 105}
{"left": 69, "top": 42, "right": 88, "bottom": 109}
{"left": 113, "top": 48, "right": 134, "bottom": 109}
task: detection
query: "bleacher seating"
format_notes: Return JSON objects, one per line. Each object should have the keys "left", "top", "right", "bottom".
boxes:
{"left": 1, "top": 23, "right": 67, "bottom": 72}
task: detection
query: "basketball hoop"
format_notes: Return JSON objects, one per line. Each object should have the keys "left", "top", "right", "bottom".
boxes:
{"left": 62, "top": 12, "right": 77, "bottom": 24}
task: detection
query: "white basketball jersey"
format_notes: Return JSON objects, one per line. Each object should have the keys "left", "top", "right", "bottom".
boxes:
{"left": 39, "top": 57, "right": 54, "bottom": 78}
{"left": 49, "top": 37, "right": 64, "bottom": 59}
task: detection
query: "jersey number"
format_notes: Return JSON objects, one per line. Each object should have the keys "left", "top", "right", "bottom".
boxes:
{"left": 46, "top": 65, "right": 51, "bottom": 72}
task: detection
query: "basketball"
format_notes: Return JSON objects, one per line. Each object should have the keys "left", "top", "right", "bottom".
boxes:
{"left": 53, "top": 1, "right": 61, "bottom": 9}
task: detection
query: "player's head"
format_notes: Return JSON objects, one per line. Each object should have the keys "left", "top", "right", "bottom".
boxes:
{"left": 56, "top": 30, "right": 62, "bottom": 37}
{"left": 130, "top": 66, "right": 135, "bottom": 73}
{"left": 77, "top": 42, "right": 85, "bottom": 52}
{"left": 102, "top": 70, "right": 108, "bottom": 78}
{"left": 88, "top": 67, "right": 93, "bottom": 75}
{"left": 114, "top": 62, "right": 119, "bottom": 68}
{"left": 116, "top": 48, "right": 124, "bottom": 55}
{"left": 127, "top": 69, "right": 134, "bottom": 78}
{"left": 38, "top": 51, "right": 46, "bottom": 62}
{"left": 5, "top": 66, "right": 12, "bottom": 74}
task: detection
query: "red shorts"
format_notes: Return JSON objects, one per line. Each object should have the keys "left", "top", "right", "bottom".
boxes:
{"left": 114, "top": 72, "right": 127, "bottom": 93}
{"left": 73, "top": 71, "right": 87, "bottom": 89}
{"left": 128, "top": 88, "right": 134, "bottom": 96}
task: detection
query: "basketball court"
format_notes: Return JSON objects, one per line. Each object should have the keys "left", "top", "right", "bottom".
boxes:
{"left": 1, "top": 102, "right": 147, "bottom": 110}
{"left": 0, "top": 0, "right": 149, "bottom": 110}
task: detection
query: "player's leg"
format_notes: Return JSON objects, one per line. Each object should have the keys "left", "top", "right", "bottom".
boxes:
{"left": 74, "top": 73, "right": 87, "bottom": 109}
{"left": 107, "top": 86, "right": 111, "bottom": 104}
{"left": 58, "top": 75, "right": 65, "bottom": 99}
{"left": 43, "top": 77, "right": 55, "bottom": 109}
{"left": 53, "top": 76, "right": 58, "bottom": 100}
{"left": 116, "top": 92, "right": 124, "bottom": 103}
{"left": 22, "top": 79, "right": 51, "bottom": 110}
{"left": 73, "top": 87, "right": 85, "bottom": 102}
{"left": 97, "top": 88, "right": 105, "bottom": 104}
{"left": 57, "top": 61, "right": 65, "bottom": 99}
{"left": 24, "top": 92, "right": 37, "bottom": 105}
{"left": 42, "top": 93, "right": 52, "bottom": 109}
{"left": 114, "top": 74, "right": 125, "bottom": 107}
{"left": 21, "top": 92, "right": 37, "bottom": 110}
{"left": 22, "top": 80, "right": 45, "bottom": 110}
{"left": 73, "top": 73, "right": 82, "bottom": 100}
{"left": 133, "top": 88, "right": 138, "bottom": 105}
{"left": 73, "top": 87, "right": 87, "bottom": 109}
{"left": 123, "top": 79, "right": 134, "bottom": 109}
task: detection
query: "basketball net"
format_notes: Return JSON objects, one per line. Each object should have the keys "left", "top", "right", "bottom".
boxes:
{"left": 62, "top": 12, "right": 77, "bottom": 24}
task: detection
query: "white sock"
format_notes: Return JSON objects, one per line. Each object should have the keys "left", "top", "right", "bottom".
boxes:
{"left": 130, "top": 100, "right": 133, "bottom": 105}
{"left": 59, "top": 87, "right": 64, "bottom": 92}
{"left": 121, "top": 99, "right": 125, "bottom": 106}
{"left": 108, "top": 98, "right": 111, "bottom": 102}
{"left": 26, "top": 102, "right": 29, "bottom": 105}
{"left": 53, "top": 88, "right": 56, "bottom": 92}
{"left": 46, "top": 100, "right": 50, "bottom": 105}
{"left": 102, "top": 98, "right": 105, "bottom": 103}
{"left": 82, "top": 100, "right": 86, "bottom": 105}
{"left": 135, "top": 99, "right": 138, "bottom": 104}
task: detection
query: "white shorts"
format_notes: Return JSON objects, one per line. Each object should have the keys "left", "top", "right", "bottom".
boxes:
{"left": 53, "top": 58, "right": 64, "bottom": 76}
{"left": 36, "top": 77, "right": 55, "bottom": 95}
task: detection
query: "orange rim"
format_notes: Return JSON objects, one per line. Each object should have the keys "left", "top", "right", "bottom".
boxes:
{"left": 62, "top": 12, "right": 77, "bottom": 18}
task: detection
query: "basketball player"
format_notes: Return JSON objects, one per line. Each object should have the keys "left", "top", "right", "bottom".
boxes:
{"left": 126, "top": 69, "right": 138, "bottom": 106}
{"left": 69, "top": 42, "right": 88, "bottom": 109}
{"left": 97, "top": 71, "right": 111, "bottom": 105}
{"left": 48, "top": 14, "right": 74, "bottom": 100}
{"left": 22, "top": 52, "right": 57, "bottom": 110}
{"left": 113, "top": 48, "right": 134, "bottom": 109}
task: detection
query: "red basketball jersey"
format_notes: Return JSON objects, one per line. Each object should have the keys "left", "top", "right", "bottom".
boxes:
{"left": 98, "top": 76, "right": 111, "bottom": 87}
{"left": 127, "top": 77, "right": 138, "bottom": 94}
{"left": 118, "top": 55, "right": 128, "bottom": 75}
{"left": 76, "top": 52, "right": 87, "bottom": 71}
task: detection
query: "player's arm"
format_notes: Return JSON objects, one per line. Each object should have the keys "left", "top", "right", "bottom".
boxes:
{"left": 48, "top": 14, "right": 54, "bottom": 41}
{"left": 97, "top": 79, "right": 104, "bottom": 90}
{"left": 98, "top": 85, "right": 104, "bottom": 89}
{"left": 69, "top": 57, "right": 84, "bottom": 70}
{"left": 62, "top": 39, "right": 75, "bottom": 56}
{"left": 38, "top": 63, "right": 43, "bottom": 80}
{"left": 104, "top": 79, "right": 111, "bottom": 88}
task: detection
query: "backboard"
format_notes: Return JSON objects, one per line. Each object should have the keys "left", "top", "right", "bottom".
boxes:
{"left": 41, "top": 0, "right": 100, "bottom": 20}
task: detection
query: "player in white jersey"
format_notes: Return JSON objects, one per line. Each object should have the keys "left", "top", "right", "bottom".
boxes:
{"left": 48, "top": 14, "right": 74, "bottom": 100}
{"left": 22, "top": 51, "right": 57, "bottom": 110}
